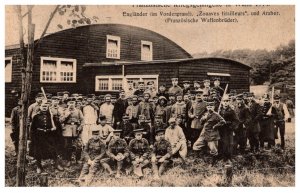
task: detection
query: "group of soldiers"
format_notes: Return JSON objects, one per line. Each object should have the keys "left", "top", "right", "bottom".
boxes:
{"left": 10, "top": 77, "right": 292, "bottom": 181}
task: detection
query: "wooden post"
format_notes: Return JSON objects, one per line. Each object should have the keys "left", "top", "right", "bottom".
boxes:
{"left": 16, "top": 5, "right": 35, "bottom": 187}
{"left": 39, "top": 173, "right": 49, "bottom": 187}
{"left": 224, "top": 164, "right": 233, "bottom": 186}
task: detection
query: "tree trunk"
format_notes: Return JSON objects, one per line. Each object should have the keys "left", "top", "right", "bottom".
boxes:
{"left": 16, "top": 5, "right": 35, "bottom": 187}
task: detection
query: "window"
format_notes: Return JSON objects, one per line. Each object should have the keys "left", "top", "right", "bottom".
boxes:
{"left": 5, "top": 57, "right": 12, "bottom": 83}
{"left": 95, "top": 75, "right": 159, "bottom": 92}
{"left": 106, "top": 35, "right": 121, "bottom": 59}
{"left": 40, "top": 57, "right": 76, "bottom": 83}
{"left": 141, "top": 40, "right": 153, "bottom": 61}
{"left": 95, "top": 76, "right": 123, "bottom": 91}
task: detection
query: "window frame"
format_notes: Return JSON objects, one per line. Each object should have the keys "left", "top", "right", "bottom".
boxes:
{"left": 95, "top": 74, "right": 159, "bottom": 92}
{"left": 5, "top": 57, "right": 13, "bottom": 83}
{"left": 40, "top": 56, "right": 77, "bottom": 83}
{"left": 106, "top": 35, "right": 121, "bottom": 59}
{"left": 141, "top": 40, "right": 153, "bottom": 61}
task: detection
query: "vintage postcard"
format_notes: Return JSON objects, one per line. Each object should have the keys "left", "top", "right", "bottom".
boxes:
{"left": 4, "top": 5, "right": 295, "bottom": 187}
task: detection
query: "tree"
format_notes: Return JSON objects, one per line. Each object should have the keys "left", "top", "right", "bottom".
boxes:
{"left": 14, "top": 5, "right": 98, "bottom": 186}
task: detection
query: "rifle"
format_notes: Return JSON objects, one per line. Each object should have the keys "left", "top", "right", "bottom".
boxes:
{"left": 41, "top": 87, "right": 56, "bottom": 130}
{"left": 217, "top": 84, "right": 229, "bottom": 114}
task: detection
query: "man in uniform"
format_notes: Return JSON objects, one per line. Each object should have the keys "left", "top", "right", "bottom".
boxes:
{"left": 285, "top": 96, "right": 294, "bottom": 119}
{"left": 219, "top": 95, "right": 239, "bottom": 162}
{"left": 233, "top": 94, "right": 251, "bottom": 154}
{"left": 128, "top": 128, "right": 150, "bottom": 178}
{"left": 165, "top": 117, "right": 187, "bottom": 165}
{"left": 60, "top": 101, "right": 84, "bottom": 167}
{"left": 273, "top": 95, "right": 290, "bottom": 149}
{"left": 193, "top": 80, "right": 202, "bottom": 92}
{"left": 188, "top": 91, "right": 207, "bottom": 147}
{"left": 78, "top": 127, "right": 110, "bottom": 182}
{"left": 151, "top": 128, "right": 173, "bottom": 179}
{"left": 118, "top": 115, "right": 134, "bottom": 144}
{"left": 138, "top": 92, "right": 155, "bottom": 125}
{"left": 168, "top": 78, "right": 183, "bottom": 96}
{"left": 105, "top": 129, "right": 130, "bottom": 178}
{"left": 126, "top": 95, "right": 139, "bottom": 124}
{"left": 182, "top": 80, "right": 191, "bottom": 95}
{"left": 247, "top": 93, "right": 263, "bottom": 153}
{"left": 212, "top": 77, "right": 224, "bottom": 97}
{"left": 99, "top": 94, "right": 114, "bottom": 125}
{"left": 126, "top": 80, "right": 136, "bottom": 98}
{"left": 165, "top": 93, "right": 176, "bottom": 125}
{"left": 113, "top": 89, "right": 128, "bottom": 128}
{"left": 28, "top": 93, "right": 44, "bottom": 126}
{"left": 157, "top": 84, "right": 169, "bottom": 101}
{"left": 10, "top": 99, "right": 22, "bottom": 156}
{"left": 81, "top": 96, "right": 99, "bottom": 146}
{"left": 152, "top": 115, "right": 168, "bottom": 135}
{"left": 29, "top": 102, "right": 64, "bottom": 173}
{"left": 145, "top": 81, "right": 157, "bottom": 99}
{"left": 134, "top": 81, "right": 145, "bottom": 96}
{"left": 192, "top": 99, "right": 225, "bottom": 164}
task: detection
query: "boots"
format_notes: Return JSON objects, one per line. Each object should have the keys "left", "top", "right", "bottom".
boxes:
{"left": 55, "top": 159, "right": 64, "bottom": 171}
{"left": 152, "top": 163, "right": 159, "bottom": 179}
{"left": 158, "top": 162, "right": 167, "bottom": 176}
{"left": 101, "top": 162, "right": 114, "bottom": 175}
{"left": 36, "top": 160, "right": 43, "bottom": 174}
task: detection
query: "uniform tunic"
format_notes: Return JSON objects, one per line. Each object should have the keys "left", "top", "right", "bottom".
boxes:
{"left": 61, "top": 108, "right": 84, "bottom": 137}
{"left": 188, "top": 101, "right": 207, "bottom": 129}
{"left": 29, "top": 111, "right": 61, "bottom": 160}
{"left": 152, "top": 139, "right": 172, "bottom": 159}
{"left": 128, "top": 138, "right": 150, "bottom": 160}
{"left": 168, "top": 85, "right": 183, "bottom": 96}
{"left": 138, "top": 101, "right": 155, "bottom": 121}
{"left": 107, "top": 138, "right": 129, "bottom": 159}
{"left": 200, "top": 112, "right": 225, "bottom": 142}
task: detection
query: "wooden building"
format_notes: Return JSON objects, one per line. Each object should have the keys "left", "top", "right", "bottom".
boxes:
{"left": 5, "top": 24, "right": 250, "bottom": 116}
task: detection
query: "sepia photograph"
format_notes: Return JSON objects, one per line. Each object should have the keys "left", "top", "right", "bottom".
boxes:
{"left": 4, "top": 4, "right": 295, "bottom": 187}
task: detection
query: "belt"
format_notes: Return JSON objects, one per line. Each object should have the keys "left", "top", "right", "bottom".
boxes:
{"left": 37, "top": 128, "right": 51, "bottom": 132}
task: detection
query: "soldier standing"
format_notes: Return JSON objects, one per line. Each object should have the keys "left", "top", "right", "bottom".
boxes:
{"left": 105, "top": 129, "right": 130, "bottom": 178}
{"left": 155, "top": 96, "right": 168, "bottom": 124}
{"left": 60, "top": 101, "right": 84, "bottom": 167}
{"left": 28, "top": 93, "right": 44, "bottom": 126}
{"left": 29, "top": 102, "right": 64, "bottom": 173}
{"left": 171, "top": 94, "right": 187, "bottom": 123}
{"left": 247, "top": 93, "right": 263, "bottom": 153}
{"left": 78, "top": 127, "right": 111, "bottom": 182}
{"left": 192, "top": 99, "right": 225, "bottom": 164}
{"left": 219, "top": 95, "right": 239, "bottom": 162}
{"left": 81, "top": 96, "right": 99, "bottom": 146}
{"left": 212, "top": 77, "right": 224, "bottom": 97}
{"left": 157, "top": 84, "right": 169, "bottom": 101}
{"left": 165, "top": 117, "right": 187, "bottom": 165}
{"left": 151, "top": 128, "right": 173, "bottom": 179}
{"left": 188, "top": 91, "right": 207, "bottom": 146}
{"left": 99, "top": 94, "right": 114, "bottom": 126}
{"left": 118, "top": 115, "right": 134, "bottom": 144}
{"left": 233, "top": 94, "right": 251, "bottom": 154}
{"left": 113, "top": 89, "right": 128, "bottom": 128}
{"left": 273, "top": 95, "right": 290, "bottom": 149}
{"left": 182, "top": 80, "right": 191, "bottom": 95}
{"left": 168, "top": 78, "right": 183, "bottom": 96}
{"left": 138, "top": 92, "right": 155, "bottom": 125}
{"left": 134, "top": 81, "right": 145, "bottom": 96}
{"left": 128, "top": 128, "right": 150, "bottom": 178}
{"left": 10, "top": 99, "right": 22, "bottom": 156}
{"left": 126, "top": 95, "right": 139, "bottom": 123}
{"left": 285, "top": 96, "right": 294, "bottom": 119}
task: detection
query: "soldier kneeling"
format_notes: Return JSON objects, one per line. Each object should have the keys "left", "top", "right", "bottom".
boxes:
{"left": 78, "top": 127, "right": 110, "bottom": 182}
{"left": 104, "top": 129, "right": 130, "bottom": 178}
{"left": 151, "top": 128, "right": 172, "bottom": 180}
{"left": 128, "top": 128, "right": 150, "bottom": 178}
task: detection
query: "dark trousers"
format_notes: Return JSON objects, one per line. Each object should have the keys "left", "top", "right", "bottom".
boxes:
{"left": 233, "top": 127, "right": 247, "bottom": 154}
{"left": 248, "top": 132, "right": 260, "bottom": 151}
{"left": 275, "top": 120, "right": 285, "bottom": 148}
{"left": 10, "top": 132, "right": 19, "bottom": 154}
{"left": 190, "top": 129, "right": 202, "bottom": 147}
{"left": 63, "top": 137, "right": 82, "bottom": 161}
{"left": 219, "top": 130, "right": 234, "bottom": 161}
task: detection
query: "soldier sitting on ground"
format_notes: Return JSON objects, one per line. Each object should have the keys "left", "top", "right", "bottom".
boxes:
{"left": 104, "top": 129, "right": 131, "bottom": 178}
{"left": 78, "top": 127, "right": 111, "bottom": 182}
{"left": 151, "top": 128, "right": 173, "bottom": 180}
{"left": 128, "top": 128, "right": 150, "bottom": 178}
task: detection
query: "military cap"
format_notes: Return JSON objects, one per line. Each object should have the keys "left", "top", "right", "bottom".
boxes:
{"left": 213, "top": 77, "right": 221, "bottom": 81}
{"left": 63, "top": 91, "right": 70, "bottom": 95}
{"left": 138, "top": 81, "right": 144, "bottom": 85}
{"left": 168, "top": 117, "right": 176, "bottom": 123}
{"left": 51, "top": 96, "right": 59, "bottom": 100}
{"left": 193, "top": 80, "right": 201, "bottom": 84}
{"left": 87, "top": 94, "right": 95, "bottom": 99}
{"left": 159, "top": 84, "right": 166, "bottom": 88}
{"left": 131, "top": 95, "right": 138, "bottom": 99}
{"left": 76, "top": 96, "right": 83, "bottom": 101}
{"left": 147, "top": 81, "right": 154, "bottom": 85}
{"left": 236, "top": 94, "right": 244, "bottom": 100}
{"left": 195, "top": 90, "right": 204, "bottom": 96}
{"left": 36, "top": 93, "right": 44, "bottom": 98}
{"left": 274, "top": 95, "right": 281, "bottom": 100}
{"left": 99, "top": 115, "right": 107, "bottom": 121}
{"left": 155, "top": 128, "right": 165, "bottom": 135}
{"left": 183, "top": 80, "right": 190, "bottom": 84}
{"left": 203, "top": 79, "right": 210, "bottom": 83}
{"left": 122, "top": 115, "right": 129, "bottom": 120}
{"left": 71, "top": 93, "right": 79, "bottom": 98}
{"left": 104, "top": 94, "right": 112, "bottom": 99}
{"left": 176, "top": 93, "right": 183, "bottom": 97}
{"left": 155, "top": 115, "right": 163, "bottom": 119}
{"left": 67, "top": 101, "right": 76, "bottom": 106}
{"left": 113, "top": 129, "right": 123, "bottom": 134}
{"left": 171, "top": 77, "right": 178, "bottom": 81}
{"left": 133, "top": 128, "right": 145, "bottom": 133}
{"left": 190, "top": 90, "right": 196, "bottom": 95}
{"left": 158, "top": 96, "right": 167, "bottom": 101}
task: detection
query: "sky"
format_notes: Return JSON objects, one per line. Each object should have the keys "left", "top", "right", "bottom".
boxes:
{"left": 5, "top": 5, "right": 295, "bottom": 55}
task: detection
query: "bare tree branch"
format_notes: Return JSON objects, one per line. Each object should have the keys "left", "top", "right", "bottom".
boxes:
{"left": 39, "top": 5, "right": 60, "bottom": 40}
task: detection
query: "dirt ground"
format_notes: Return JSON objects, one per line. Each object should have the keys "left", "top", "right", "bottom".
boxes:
{"left": 5, "top": 119, "right": 295, "bottom": 187}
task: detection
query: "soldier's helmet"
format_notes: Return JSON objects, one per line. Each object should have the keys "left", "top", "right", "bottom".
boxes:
{"left": 155, "top": 128, "right": 166, "bottom": 135}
